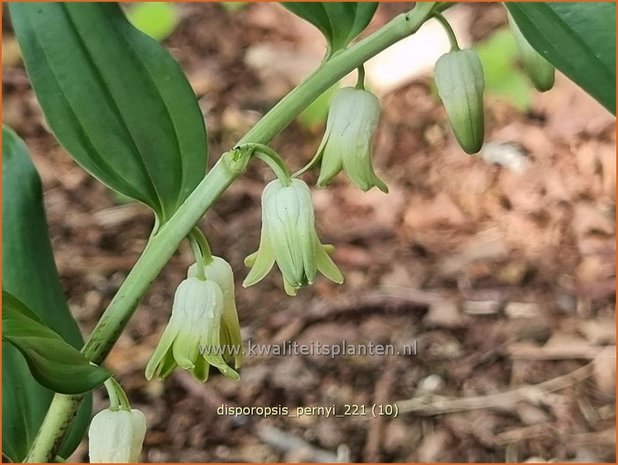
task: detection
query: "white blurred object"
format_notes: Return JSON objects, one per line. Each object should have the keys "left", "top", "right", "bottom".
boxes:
{"left": 365, "top": 7, "right": 472, "bottom": 95}
{"left": 481, "top": 141, "right": 530, "bottom": 174}
{"left": 418, "top": 374, "right": 444, "bottom": 393}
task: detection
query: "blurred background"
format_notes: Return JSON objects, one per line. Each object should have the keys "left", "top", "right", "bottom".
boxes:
{"left": 2, "top": 2, "right": 615, "bottom": 462}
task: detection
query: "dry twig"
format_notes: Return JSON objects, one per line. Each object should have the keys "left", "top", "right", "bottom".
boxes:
{"left": 364, "top": 362, "right": 400, "bottom": 461}
{"left": 397, "top": 362, "right": 594, "bottom": 415}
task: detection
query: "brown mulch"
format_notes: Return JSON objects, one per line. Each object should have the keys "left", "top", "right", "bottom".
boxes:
{"left": 2, "top": 3, "right": 615, "bottom": 463}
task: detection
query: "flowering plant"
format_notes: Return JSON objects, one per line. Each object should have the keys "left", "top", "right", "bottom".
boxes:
{"left": 2, "top": 1, "right": 613, "bottom": 462}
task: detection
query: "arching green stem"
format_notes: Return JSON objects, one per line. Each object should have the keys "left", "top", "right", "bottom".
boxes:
{"left": 355, "top": 65, "right": 366, "bottom": 90}
{"left": 237, "top": 143, "right": 292, "bottom": 186}
{"left": 433, "top": 13, "right": 460, "bottom": 51}
{"left": 103, "top": 377, "right": 131, "bottom": 411}
{"left": 187, "top": 233, "right": 206, "bottom": 280}
{"left": 188, "top": 226, "right": 214, "bottom": 279}
{"left": 190, "top": 227, "right": 213, "bottom": 265}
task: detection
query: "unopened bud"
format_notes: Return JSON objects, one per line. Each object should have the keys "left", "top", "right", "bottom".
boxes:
{"left": 435, "top": 49, "right": 485, "bottom": 154}
{"left": 508, "top": 13, "right": 555, "bottom": 92}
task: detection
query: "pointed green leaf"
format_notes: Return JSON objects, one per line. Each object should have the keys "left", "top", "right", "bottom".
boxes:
{"left": 505, "top": 2, "right": 616, "bottom": 114}
{"left": 283, "top": 2, "right": 378, "bottom": 54}
{"left": 3, "top": 291, "right": 110, "bottom": 395}
{"left": 9, "top": 2, "right": 207, "bottom": 221}
{"left": 2, "top": 125, "right": 93, "bottom": 461}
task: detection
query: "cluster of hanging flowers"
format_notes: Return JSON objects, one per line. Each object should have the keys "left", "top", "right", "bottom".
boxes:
{"left": 90, "top": 9, "right": 560, "bottom": 462}
{"left": 144, "top": 61, "right": 394, "bottom": 388}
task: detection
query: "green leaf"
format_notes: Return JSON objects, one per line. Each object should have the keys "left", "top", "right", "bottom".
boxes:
{"left": 474, "top": 29, "right": 532, "bottom": 111}
{"left": 283, "top": 2, "right": 378, "bottom": 54}
{"left": 2, "top": 125, "right": 93, "bottom": 461}
{"left": 505, "top": 2, "right": 616, "bottom": 114}
{"left": 126, "top": 2, "right": 179, "bottom": 41}
{"left": 3, "top": 291, "right": 110, "bottom": 395}
{"left": 9, "top": 2, "right": 208, "bottom": 222}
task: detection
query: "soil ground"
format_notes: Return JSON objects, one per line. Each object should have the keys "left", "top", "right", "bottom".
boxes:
{"left": 2, "top": 3, "right": 616, "bottom": 462}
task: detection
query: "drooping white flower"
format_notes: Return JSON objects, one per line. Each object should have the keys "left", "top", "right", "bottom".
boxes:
{"left": 88, "top": 408, "right": 146, "bottom": 463}
{"left": 316, "top": 87, "right": 388, "bottom": 193}
{"left": 243, "top": 178, "right": 343, "bottom": 296}
{"left": 188, "top": 256, "right": 242, "bottom": 370}
{"left": 145, "top": 277, "right": 239, "bottom": 382}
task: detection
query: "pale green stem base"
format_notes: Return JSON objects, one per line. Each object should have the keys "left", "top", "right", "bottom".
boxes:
{"left": 24, "top": 395, "right": 81, "bottom": 463}
{"left": 24, "top": 4, "right": 436, "bottom": 462}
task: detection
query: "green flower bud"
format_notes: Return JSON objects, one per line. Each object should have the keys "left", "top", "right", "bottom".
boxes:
{"left": 316, "top": 87, "right": 388, "bottom": 193}
{"left": 188, "top": 256, "right": 242, "bottom": 370}
{"left": 145, "top": 277, "right": 239, "bottom": 383}
{"left": 508, "top": 13, "right": 555, "bottom": 92}
{"left": 435, "top": 49, "right": 485, "bottom": 154}
{"left": 243, "top": 179, "right": 344, "bottom": 296}
{"left": 88, "top": 408, "right": 146, "bottom": 463}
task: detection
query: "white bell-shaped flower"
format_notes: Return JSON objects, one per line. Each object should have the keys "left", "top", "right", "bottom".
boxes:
{"left": 243, "top": 179, "right": 343, "bottom": 296}
{"left": 145, "top": 277, "right": 239, "bottom": 382}
{"left": 188, "top": 256, "right": 242, "bottom": 370}
{"left": 88, "top": 408, "right": 146, "bottom": 463}
{"left": 316, "top": 87, "right": 388, "bottom": 192}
